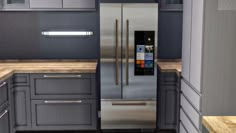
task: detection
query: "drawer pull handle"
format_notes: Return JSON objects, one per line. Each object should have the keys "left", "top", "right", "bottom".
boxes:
{"left": 44, "top": 100, "right": 82, "bottom": 104}
{"left": 43, "top": 75, "right": 82, "bottom": 78}
{"left": 0, "top": 110, "right": 8, "bottom": 119}
{"left": 112, "top": 102, "right": 146, "bottom": 106}
{"left": 0, "top": 82, "right": 6, "bottom": 88}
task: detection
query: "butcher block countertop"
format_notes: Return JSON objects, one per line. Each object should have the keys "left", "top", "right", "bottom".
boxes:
{"left": 0, "top": 60, "right": 97, "bottom": 81}
{"left": 202, "top": 116, "right": 236, "bottom": 133}
{"left": 157, "top": 60, "right": 182, "bottom": 73}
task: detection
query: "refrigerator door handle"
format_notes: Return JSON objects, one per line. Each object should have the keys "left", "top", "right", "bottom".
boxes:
{"left": 115, "top": 19, "right": 119, "bottom": 85}
{"left": 126, "top": 19, "right": 129, "bottom": 85}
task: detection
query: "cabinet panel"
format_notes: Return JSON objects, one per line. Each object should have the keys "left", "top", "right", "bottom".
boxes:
{"left": 181, "top": 0, "right": 192, "bottom": 81}
{"left": 180, "top": 109, "right": 198, "bottom": 133}
{"left": 14, "top": 86, "right": 31, "bottom": 130}
{"left": 0, "top": 108, "right": 10, "bottom": 133}
{"left": 181, "top": 80, "right": 201, "bottom": 111}
{"left": 30, "top": 0, "right": 62, "bottom": 8}
{"left": 63, "top": 0, "right": 95, "bottom": 9}
{"left": 181, "top": 94, "right": 200, "bottom": 129}
{"left": 0, "top": 81, "right": 8, "bottom": 107}
{"left": 190, "top": 0, "right": 204, "bottom": 92}
{"left": 31, "top": 100, "right": 97, "bottom": 130}
{"left": 31, "top": 74, "right": 96, "bottom": 99}
{"left": 13, "top": 74, "right": 30, "bottom": 86}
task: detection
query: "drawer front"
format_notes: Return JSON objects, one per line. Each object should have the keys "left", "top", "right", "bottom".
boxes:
{"left": 181, "top": 94, "right": 201, "bottom": 129}
{"left": 31, "top": 74, "right": 96, "bottom": 99}
{"left": 179, "top": 122, "right": 187, "bottom": 133}
{"left": 0, "top": 108, "right": 10, "bottom": 133}
{"left": 13, "top": 74, "right": 30, "bottom": 86}
{"left": 30, "top": 0, "right": 62, "bottom": 8}
{"left": 181, "top": 80, "right": 201, "bottom": 111}
{"left": 0, "top": 81, "right": 8, "bottom": 107}
{"left": 63, "top": 0, "right": 95, "bottom": 9}
{"left": 31, "top": 100, "right": 97, "bottom": 130}
{"left": 180, "top": 109, "right": 199, "bottom": 133}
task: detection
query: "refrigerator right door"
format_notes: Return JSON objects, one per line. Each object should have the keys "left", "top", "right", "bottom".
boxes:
{"left": 122, "top": 3, "right": 158, "bottom": 100}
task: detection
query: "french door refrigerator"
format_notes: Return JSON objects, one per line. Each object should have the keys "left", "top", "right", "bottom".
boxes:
{"left": 100, "top": 3, "right": 158, "bottom": 129}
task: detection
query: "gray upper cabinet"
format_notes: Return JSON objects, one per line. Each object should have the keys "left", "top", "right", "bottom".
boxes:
{"left": 0, "top": 0, "right": 96, "bottom": 10}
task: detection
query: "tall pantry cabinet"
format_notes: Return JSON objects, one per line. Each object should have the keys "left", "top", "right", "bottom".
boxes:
{"left": 180, "top": 0, "right": 236, "bottom": 132}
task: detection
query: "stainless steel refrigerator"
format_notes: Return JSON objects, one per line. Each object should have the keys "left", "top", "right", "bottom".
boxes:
{"left": 100, "top": 3, "right": 158, "bottom": 129}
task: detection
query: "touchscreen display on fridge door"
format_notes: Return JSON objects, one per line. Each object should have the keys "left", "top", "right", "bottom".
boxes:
{"left": 135, "top": 31, "right": 155, "bottom": 76}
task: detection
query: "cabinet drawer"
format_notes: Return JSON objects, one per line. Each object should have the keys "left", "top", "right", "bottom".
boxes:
{"left": 181, "top": 94, "right": 201, "bottom": 129}
{"left": 13, "top": 74, "right": 30, "bottom": 86}
{"left": 0, "top": 81, "right": 8, "bottom": 107}
{"left": 30, "top": 74, "right": 96, "bottom": 99}
{"left": 30, "top": 0, "right": 62, "bottom": 8}
{"left": 181, "top": 80, "right": 201, "bottom": 111}
{"left": 31, "top": 100, "right": 97, "bottom": 130}
{"left": 0, "top": 108, "right": 10, "bottom": 133}
{"left": 180, "top": 109, "right": 198, "bottom": 133}
{"left": 63, "top": 0, "right": 95, "bottom": 9}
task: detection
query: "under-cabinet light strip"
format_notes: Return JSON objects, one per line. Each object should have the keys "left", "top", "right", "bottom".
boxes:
{"left": 41, "top": 31, "right": 93, "bottom": 36}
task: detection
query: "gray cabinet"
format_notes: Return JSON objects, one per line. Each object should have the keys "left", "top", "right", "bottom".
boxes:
{"left": 31, "top": 100, "right": 97, "bottom": 130}
{"left": 30, "top": 74, "right": 96, "bottom": 99}
{"left": 159, "top": 0, "right": 183, "bottom": 11}
{"left": 13, "top": 86, "right": 31, "bottom": 130}
{"left": 0, "top": 81, "right": 8, "bottom": 107}
{"left": 157, "top": 68, "right": 180, "bottom": 130}
{"left": 0, "top": 107, "right": 10, "bottom": 133}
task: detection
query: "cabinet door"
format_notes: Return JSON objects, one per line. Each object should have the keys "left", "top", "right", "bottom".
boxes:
{"left": 181, "top": 0, "right": 192, "bottom": 82}
{"left": 158, "top": 85, "right": 177, "bottom": 129}
{"left": 31, "top": 100, "right": 97, "bottom": 130}
{"left": 0, "top": 81, "right": 8, "bottom": 107}
{"left": 14, "top": 86, "right": 31, "bottom": 130}
{"left": 0, "top": 108, "right": 10, "bottom": 133}
{"left": 189, "top": 0, "right": 204, "bottom": 92}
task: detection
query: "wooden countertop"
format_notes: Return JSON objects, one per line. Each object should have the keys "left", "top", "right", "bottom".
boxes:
{"left": 0, "top": 60, "right": 97, "bottom": 81}
{"left": 202, "top": 116, "right": 236, "bottom": 133}
{"left": 157, "top": 61, "right": 182, "bottom": 73}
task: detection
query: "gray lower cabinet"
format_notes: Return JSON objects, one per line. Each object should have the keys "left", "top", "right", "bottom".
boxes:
{"left": 157, "top": 68, "right": 180, "bottom": 130}
{"left": 31, "top": 100, "right": 97, "bottom": 130}
{"left": 30, "top": 74, "right": 96, "bottom": 99}
{"left": 0, "top": 81, "right": 8, "bottom": 107}
{"left": 13, "top": 86, "right": 31, "bottom": 130}
{"left": 0, "top": 107, "right": 10, "bottom": 133}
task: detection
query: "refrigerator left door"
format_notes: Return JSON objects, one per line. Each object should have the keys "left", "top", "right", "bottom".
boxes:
{"left": 100, "top": 3, "right": 122, "bottom": 99}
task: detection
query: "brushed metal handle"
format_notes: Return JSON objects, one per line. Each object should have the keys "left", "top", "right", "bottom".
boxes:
{"left": 43, "top": 75, "right": 82, "bottom": 78}
{"left": 0, "top": 82, "right": 6, "bottom": 88}
{"left": 115, "top": 19, "right": 119, "bottom": 85}
{"left": 0, "top": 110, "right": 8, "bottom": 119}
{"left": 44, "top": 100, "right": 82, "bottom": 104}
{"left": 41, "top": 31, "right": 93, "bottom": 36}
{"left": 126, "top": 19, "right": 129, "bottom": 85}
{"left": 112, "top": 102, "right": 146, "bottom": 106}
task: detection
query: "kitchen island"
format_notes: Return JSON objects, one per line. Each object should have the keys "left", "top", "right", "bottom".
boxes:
{"left": 202, "top": 116, "right": 236, "bottom": 133}
{"left": 0, "top": 60, "right": 98, "bottom": 133}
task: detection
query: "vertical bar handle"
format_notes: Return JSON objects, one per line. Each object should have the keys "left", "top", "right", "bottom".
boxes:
{"left": 115, "top": 19, "right": 119, "bottom": 85}
{"left": 126, "top": 20, "right": 129, "bottom": 85}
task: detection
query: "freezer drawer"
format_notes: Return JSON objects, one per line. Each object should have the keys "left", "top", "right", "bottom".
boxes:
{"left": 0, "top": 81, "right": 8, "bottom": 107}
{"left": 30, "top": 74, "right": 96, "bottom": 99}
{"left": 31, "top": 100, "right": 97, "bottom": 130}
{"left": 30, "top": 0, "right": 62, "bottom": 8}
{"left": 101, "top": 100, "right": 156, "bottom": 129}
{"left": 63, "top": 0, "right": 95, "bottom": 9}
